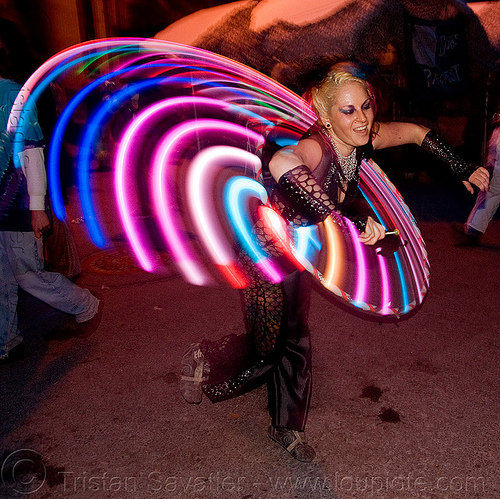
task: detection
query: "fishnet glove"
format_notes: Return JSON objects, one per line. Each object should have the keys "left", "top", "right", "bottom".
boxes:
{"left": 421, "top": 130, "right": 475, "bottom": 181}
{"left": 278, "top": 165, "right": 343, "bottom": 225}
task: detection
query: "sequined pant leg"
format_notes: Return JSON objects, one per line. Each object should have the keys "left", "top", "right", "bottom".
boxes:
{"left": 201, "top": 250, "right": 284, "bottom": 402}
{"left": 201, "top": 266, "right": 312, "bottom": 432}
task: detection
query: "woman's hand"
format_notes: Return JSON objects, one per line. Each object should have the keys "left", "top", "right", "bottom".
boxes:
{"left": 464, "top": 166, "right": 490, "bottom": 193}
{"left": 359, "top": 216, "right": 386, "bottom": 245}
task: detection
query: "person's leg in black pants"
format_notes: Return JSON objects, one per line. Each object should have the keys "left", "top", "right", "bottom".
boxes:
{"left": 267, "top": 269, "right": 312, "bottom": 431}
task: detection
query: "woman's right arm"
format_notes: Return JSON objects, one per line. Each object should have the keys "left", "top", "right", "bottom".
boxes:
{"left": 268, "top": 138, "right": 385, "bottom": 243}
{"left": 267, "top": 138, "right": 341, "bottom": 225}
{"left": 268, "top": 138, "right": 323, "bottom": 180}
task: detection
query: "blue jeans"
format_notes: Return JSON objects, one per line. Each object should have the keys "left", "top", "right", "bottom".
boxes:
{"left": 0, "top": 231, "right": 94, "bottom": 353}
{"left": 466, "top": 162, "right": 500, "bottom": 234}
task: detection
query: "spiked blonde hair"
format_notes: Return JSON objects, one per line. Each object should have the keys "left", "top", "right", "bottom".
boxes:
{"left": 310, "top": 63, "right": 375, "bottom": 125}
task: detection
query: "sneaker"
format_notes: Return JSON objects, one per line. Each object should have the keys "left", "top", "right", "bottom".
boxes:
{"left": 268, "top": 425, "right": 316, "bottom": 462}
{"left": 180, "top": 343, "right": 205, "bottom": 404}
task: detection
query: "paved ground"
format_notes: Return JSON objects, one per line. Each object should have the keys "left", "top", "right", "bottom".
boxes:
{"left": 1, "top": 172, "right": 499, "bottom": 499}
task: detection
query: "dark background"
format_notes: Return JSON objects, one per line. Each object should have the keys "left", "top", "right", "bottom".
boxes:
{"left": 1, "top": 0, "right": 500, "bottom": 197}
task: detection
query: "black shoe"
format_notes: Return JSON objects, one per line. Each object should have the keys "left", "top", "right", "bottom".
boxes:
{"left": 56, "top": 295, "right": 104, "bottom": 340}
{"left": 0, "top": 341, "right": 25, "bottom": 365}
{"left": 452, "top": 223, "right": 482, "bottom": 246}
{"left": 268, "top": 426, "right": 316, "bottom": 462}
{"left": 74, "top": 295, "right": 104, "bottom": 337}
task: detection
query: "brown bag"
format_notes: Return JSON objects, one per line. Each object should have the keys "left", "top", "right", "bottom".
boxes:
{"left": 43, "top": 214, "right": 82, "bottom": 279}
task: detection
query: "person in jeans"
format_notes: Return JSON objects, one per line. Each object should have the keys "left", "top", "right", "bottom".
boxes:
{"left": 0, "top": 76, "right": 103, "bottom": 364}
{"left": 456, "top": 112, "right": 500, "bottom": 244}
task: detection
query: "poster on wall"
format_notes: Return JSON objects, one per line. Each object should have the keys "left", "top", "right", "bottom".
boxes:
{"left": 404, "top": 12, "right": 470, "bottom": 101}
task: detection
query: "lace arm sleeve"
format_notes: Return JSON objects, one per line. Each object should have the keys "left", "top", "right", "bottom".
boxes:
{"left": 277, "top": 165, "right": 344, "bottom": 226}
{"left": 420, "top": 130, "right": 475, "bottom": 181}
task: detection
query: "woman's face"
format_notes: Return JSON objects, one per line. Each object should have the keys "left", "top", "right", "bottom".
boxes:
{"left": 325, "top": 81, "right": 374, "bottom": 154}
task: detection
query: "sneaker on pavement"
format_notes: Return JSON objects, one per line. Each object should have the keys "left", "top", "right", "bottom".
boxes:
{"left": 180, "top": 343, "right": 205, "bottom": 404}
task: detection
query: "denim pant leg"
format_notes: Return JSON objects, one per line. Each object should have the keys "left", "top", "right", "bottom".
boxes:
{"left": 8, "top": 232, "right": 93, "bottom": 316}
{"left": 0, "top": 232, "right": 21, "bottom": 352}
{"left": 466, "top": 164, "right": 500, "bottom": 233}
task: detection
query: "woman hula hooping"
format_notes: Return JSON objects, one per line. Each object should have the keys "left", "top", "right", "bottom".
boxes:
{"left": 179, "top": 62, "right": 489, "bottom": 462}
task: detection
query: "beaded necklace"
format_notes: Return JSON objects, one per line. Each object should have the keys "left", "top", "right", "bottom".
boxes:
{"left": 323, "top": 129, "right": 358, "bottom": 182}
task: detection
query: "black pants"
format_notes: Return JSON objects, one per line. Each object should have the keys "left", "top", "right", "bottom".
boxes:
{"left": 200, "top": 269, "right": 312, "bottom": 431}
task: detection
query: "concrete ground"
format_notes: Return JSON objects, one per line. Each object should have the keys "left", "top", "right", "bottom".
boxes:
{"left": 1, "top": 172, "right": 499, "bottom": 499}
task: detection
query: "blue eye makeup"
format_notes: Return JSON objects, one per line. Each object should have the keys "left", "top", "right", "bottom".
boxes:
{"left": 340, "top": 106, "right": 355, "bottom": 115}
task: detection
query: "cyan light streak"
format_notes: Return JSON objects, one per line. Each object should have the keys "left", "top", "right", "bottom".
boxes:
{"left": 359, "top": 159, "right": 429, "bottom": 308}
{"left": 187, "top": 146, "right": 263, "bottom": 288}
{"left": 152, "top": 118, "right": 264, "bottom": 284}
{"left": 294, "top": 226, "right": 321, "bottom": 261}
{"left": 224, "top": 177, "right": 282, "bottom": 284}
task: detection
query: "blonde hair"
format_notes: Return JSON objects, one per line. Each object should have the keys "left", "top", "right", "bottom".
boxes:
{"left": 310, "top": 63, "right": 374, "bottom": 124}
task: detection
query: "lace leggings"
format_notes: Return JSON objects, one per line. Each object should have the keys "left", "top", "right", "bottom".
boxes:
{"left": 200, "top": 256, "right": 312, "bottom": 431}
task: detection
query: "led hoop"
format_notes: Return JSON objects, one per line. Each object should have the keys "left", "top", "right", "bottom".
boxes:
{"left": 8, "top": 38, "right": 430, "bottom": 319}
{"left": 187, "top": 147, "right": 264, "bottom": 288}
{"left": 152, "top": 120, "right": 264, "bottom": 284}
{"left": 116, "top": 98, "right": 263, "bottom": 275}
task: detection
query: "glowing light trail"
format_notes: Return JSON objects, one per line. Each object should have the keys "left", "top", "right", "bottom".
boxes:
{"left": 5, "top": 38, "right": 430, "bottom": 319}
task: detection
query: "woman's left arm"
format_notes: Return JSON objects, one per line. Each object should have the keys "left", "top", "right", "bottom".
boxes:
{"left": 372, "top": 121, "right": 429, "bottom": 149}
{"left": 372, "top": 122, "right": 490, "bottom": 192}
